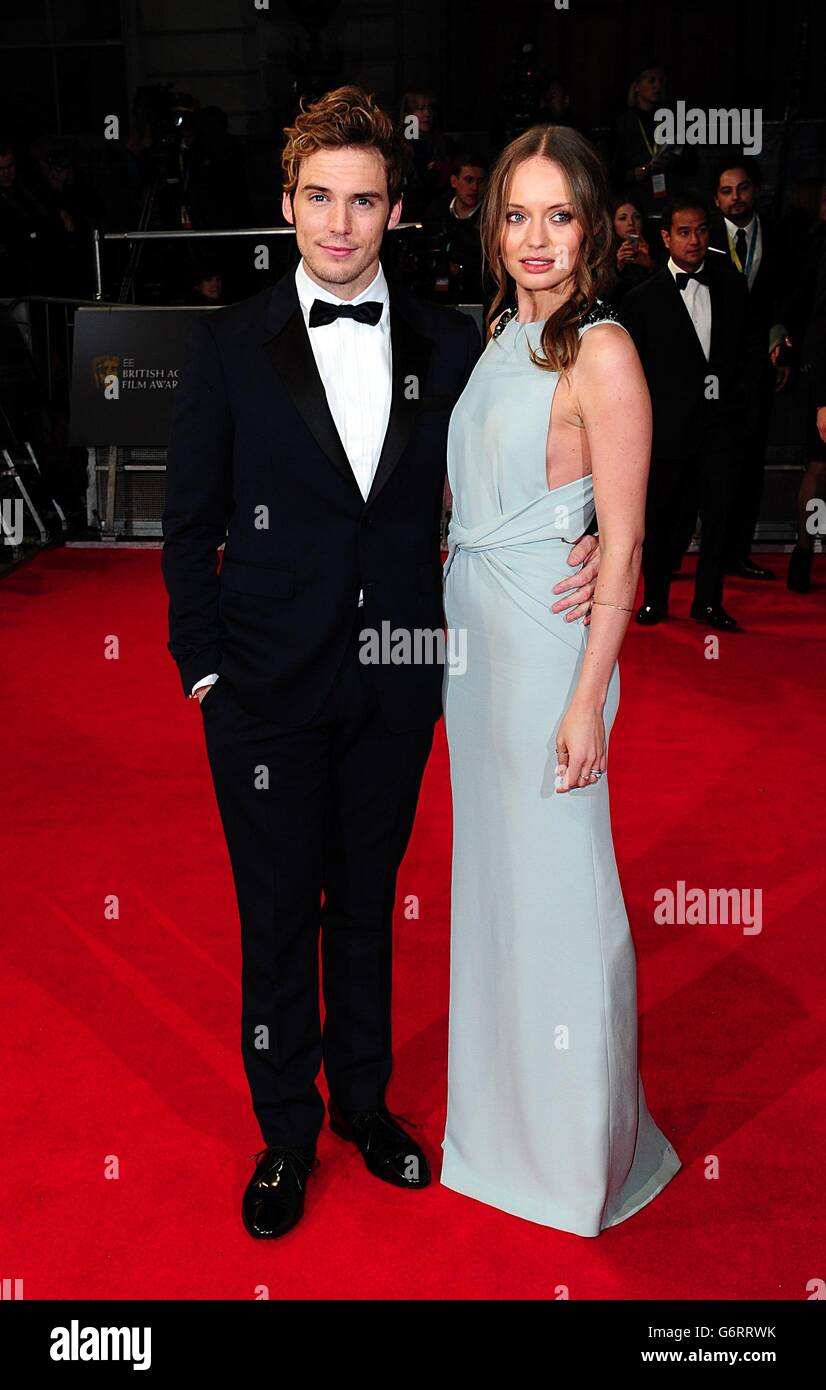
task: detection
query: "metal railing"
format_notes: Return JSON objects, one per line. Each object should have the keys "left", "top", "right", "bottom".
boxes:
{"left": 1, "top": 212, "right": 812, "bottom": 546}
{"left": 93, "top": 222, "right": 423, "bottom": 302}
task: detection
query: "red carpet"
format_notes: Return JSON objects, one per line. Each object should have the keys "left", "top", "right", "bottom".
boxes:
{"left": 1, "top": 547, "right": 824, "bottom": 1299}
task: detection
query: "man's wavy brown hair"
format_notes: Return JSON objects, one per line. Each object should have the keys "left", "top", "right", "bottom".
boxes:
{"left": 281, "top": 85, "right": 405, "bottom": 208}
{"left": 481, "top": 124, "right": 615, "bottom": 375}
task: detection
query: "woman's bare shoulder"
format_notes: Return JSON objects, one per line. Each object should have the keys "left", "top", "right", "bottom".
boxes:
{"left": 576, "top": 318, "right": 638, "bottom": 376}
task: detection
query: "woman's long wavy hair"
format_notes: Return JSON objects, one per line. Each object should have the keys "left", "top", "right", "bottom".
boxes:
{"left": 480, "top": 124, "right": 615, "bottom": 375}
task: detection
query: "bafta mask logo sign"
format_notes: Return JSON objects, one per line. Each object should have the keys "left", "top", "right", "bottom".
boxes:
{"left": 71, "top": 308, "right": 199, "bottom": 445}
{"left": 93, "top": 354, "right": 120, "bottom": 389}
{"left": 92, "top": 354, "right": 179, "bottom": 391}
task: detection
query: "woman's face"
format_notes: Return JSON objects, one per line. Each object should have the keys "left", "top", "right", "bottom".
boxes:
{"left": 614, "top": 202, "right": 642, "bottom": 239}
{"left": 409, "top": 95, "right": 433, "bottom": 133}
{"left": 501, "top": 156, "right": 584, "bottom": 293}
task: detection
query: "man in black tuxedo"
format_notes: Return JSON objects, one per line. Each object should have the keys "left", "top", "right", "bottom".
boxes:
{"left": 710, "top": 158, "right": 791, "bottom": 580}
{"left": 620, "top": 193, "right": 759, "bottom": 631}
{"left": 161, "top": 86, "right": 600, "bottom": 1239}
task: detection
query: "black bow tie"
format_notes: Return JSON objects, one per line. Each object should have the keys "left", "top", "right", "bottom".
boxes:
{"left": 675, "top": 267, "right": 709, "bottom": 290}
{"left": 308, "top": 298, "right": 383, "bottom": 327}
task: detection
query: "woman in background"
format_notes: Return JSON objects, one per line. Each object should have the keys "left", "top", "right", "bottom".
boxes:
{"left": 610, "top": 191, "right": 655, "bottom": 301}
{"left": 397, "top": 87, "right": 454, "bottom": 220}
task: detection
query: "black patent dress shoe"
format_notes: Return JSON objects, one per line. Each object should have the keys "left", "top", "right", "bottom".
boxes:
{"left": 328, "top": 1100, "right": 431, "bottom": 1188}
{"left": 787, "top": 545, "right": 813, "bottom": 594}
{"left": 726, "top": 560, "right": 776, "bottom": 580}
{"left": 242, "top": 1143, "right": 319, "bottom": 1239}
{"left": 635, "top": 602, "right": 667, "bottom": 625}
{"left": 689, "top": 602, "right": 741, "bottom": 631}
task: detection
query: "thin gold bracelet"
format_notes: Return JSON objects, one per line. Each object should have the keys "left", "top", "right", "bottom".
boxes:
{"left": 592, "top": 599, "right": 634, "bottom": 612}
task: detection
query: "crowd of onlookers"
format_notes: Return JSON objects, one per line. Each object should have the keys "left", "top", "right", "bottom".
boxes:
{"left": 1, "top": 64, "right": 824, "bottom": 593}
{"left": 390, "top": 68, "right": 826, "bottom": 616}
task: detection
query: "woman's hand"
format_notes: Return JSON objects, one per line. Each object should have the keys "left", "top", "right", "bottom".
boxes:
{"left": 551, "top": 532, "right": 600, "bottom": 624}
{"left": 635, "top": 235, "right": 653, "bottom": 268}
{"left": 617, "top": 236, "right": 653, "bottom": 271}
{"left": 770, "top": 335, "right": 793, "bottom": 392}
{"left": 555, "top": 699, "right": 606, "bottom": 793}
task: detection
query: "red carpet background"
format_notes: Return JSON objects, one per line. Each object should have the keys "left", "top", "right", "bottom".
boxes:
{"left": 1, "top": 547, "right": 824, "bottom": 1299}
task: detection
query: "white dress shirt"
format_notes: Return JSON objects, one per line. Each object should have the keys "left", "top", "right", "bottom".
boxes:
{"left": 723, "top": 213, "right": 762, "bottom": 289}
{"left": 449, "top": 195, "right": 481, "bottom": 220}
{"left": 191, "top": 257, "right": 393, "bottom": 697}
{"left": 668, "top": 255, "right": 711, "bottom": 361}
{"left": 295, "top": 255, "right": 392, "bottom": 505}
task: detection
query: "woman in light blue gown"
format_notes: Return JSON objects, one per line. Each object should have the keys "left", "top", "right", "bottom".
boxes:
{"left": 440, "top": 125, "right": 682, "bottom": 1236}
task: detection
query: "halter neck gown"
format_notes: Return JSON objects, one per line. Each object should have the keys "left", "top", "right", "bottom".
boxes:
{"left": 439, "top": 307, "right": 682, "bottom": 1236}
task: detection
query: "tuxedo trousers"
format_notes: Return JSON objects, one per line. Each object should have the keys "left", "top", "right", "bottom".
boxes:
{"left": 643, "top": 427, "right": 739, "bottom": 609}
{"left": 723, "top": 371, "right": 774, "bottom": 565}
{"left": 200, "top": 616, "right": 436, "bottom": 1148}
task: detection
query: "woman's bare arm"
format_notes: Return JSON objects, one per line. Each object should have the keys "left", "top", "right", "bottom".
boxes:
{"left": 554, "top": 323, "right": 651, "bottom": 790}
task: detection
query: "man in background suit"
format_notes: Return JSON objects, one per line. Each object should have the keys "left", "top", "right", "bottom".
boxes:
{"left": 620, "top": 193, "right": 760, "bottom": 631}
{"left": 161, "top": 86, "right": 601, "bottom": 1241}
{"left": 710, "top": 157, "right": 791, "bottom": 579}
{"left": 423, "top": 151, "right": 488, "bottom": 304}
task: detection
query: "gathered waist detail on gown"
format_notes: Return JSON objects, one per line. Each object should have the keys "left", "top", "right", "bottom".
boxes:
{"left": 443, "top": 475, "right": 596, "bottom": 657}
{"left": 444, "top": 475, "right": 594, "bottom": 575}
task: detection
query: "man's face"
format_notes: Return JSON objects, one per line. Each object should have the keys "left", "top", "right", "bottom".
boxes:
{"left": 662, "top": 207, "right": 709, "bottom": 270}
{"left": 0, "top": 153, "right": 16, "bottom": 189}
{"left": 43, "top": 157, "right": 71, "bottom": 187}
{"left": 197, "top": 274, "right": 222, "bottom": 301}
{"left": 546, "top": 82, "right": 569, "bottom": 118}
{"left": 451, "top": 165, "right": 486, "bottom": 211}
{"left": 715, "top": 168, "right": 756, "bottom": 224}
{"left": 282, "top": 146, "right": 402, "bottom": 298}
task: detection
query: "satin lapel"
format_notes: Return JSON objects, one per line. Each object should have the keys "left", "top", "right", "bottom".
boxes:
{"left": 262, "top": 275, "right": 435, "bottom": 508}
{"left": 707, "top": 268, "right": 726, "bottom": 367}
{"left": 365, "top": 300, "right": 434, "bottom": 508}
{"left": 262, "top": 285, "right": 363, "bottom": 500}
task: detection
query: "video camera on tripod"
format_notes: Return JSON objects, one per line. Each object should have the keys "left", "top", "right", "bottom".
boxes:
{"left": 118, "top": 86, "right": 201, "bottom": 302}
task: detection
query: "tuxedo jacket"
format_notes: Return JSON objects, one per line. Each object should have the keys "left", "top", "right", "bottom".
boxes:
{"left": 161, "top": 270, "right": 481, "bottom": 732}
{"left": 619, "top": 251, "right": 760, "bottom": 458}
{"left": 708, "top": 210, "right": 782, "bottom": 344}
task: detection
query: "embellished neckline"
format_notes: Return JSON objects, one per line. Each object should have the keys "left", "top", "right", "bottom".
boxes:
{"left": 492, "top": 298, "right": 620, "bottom": 341}
{"left": 492, "top": 306, "right": 519, "bottom": 338}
